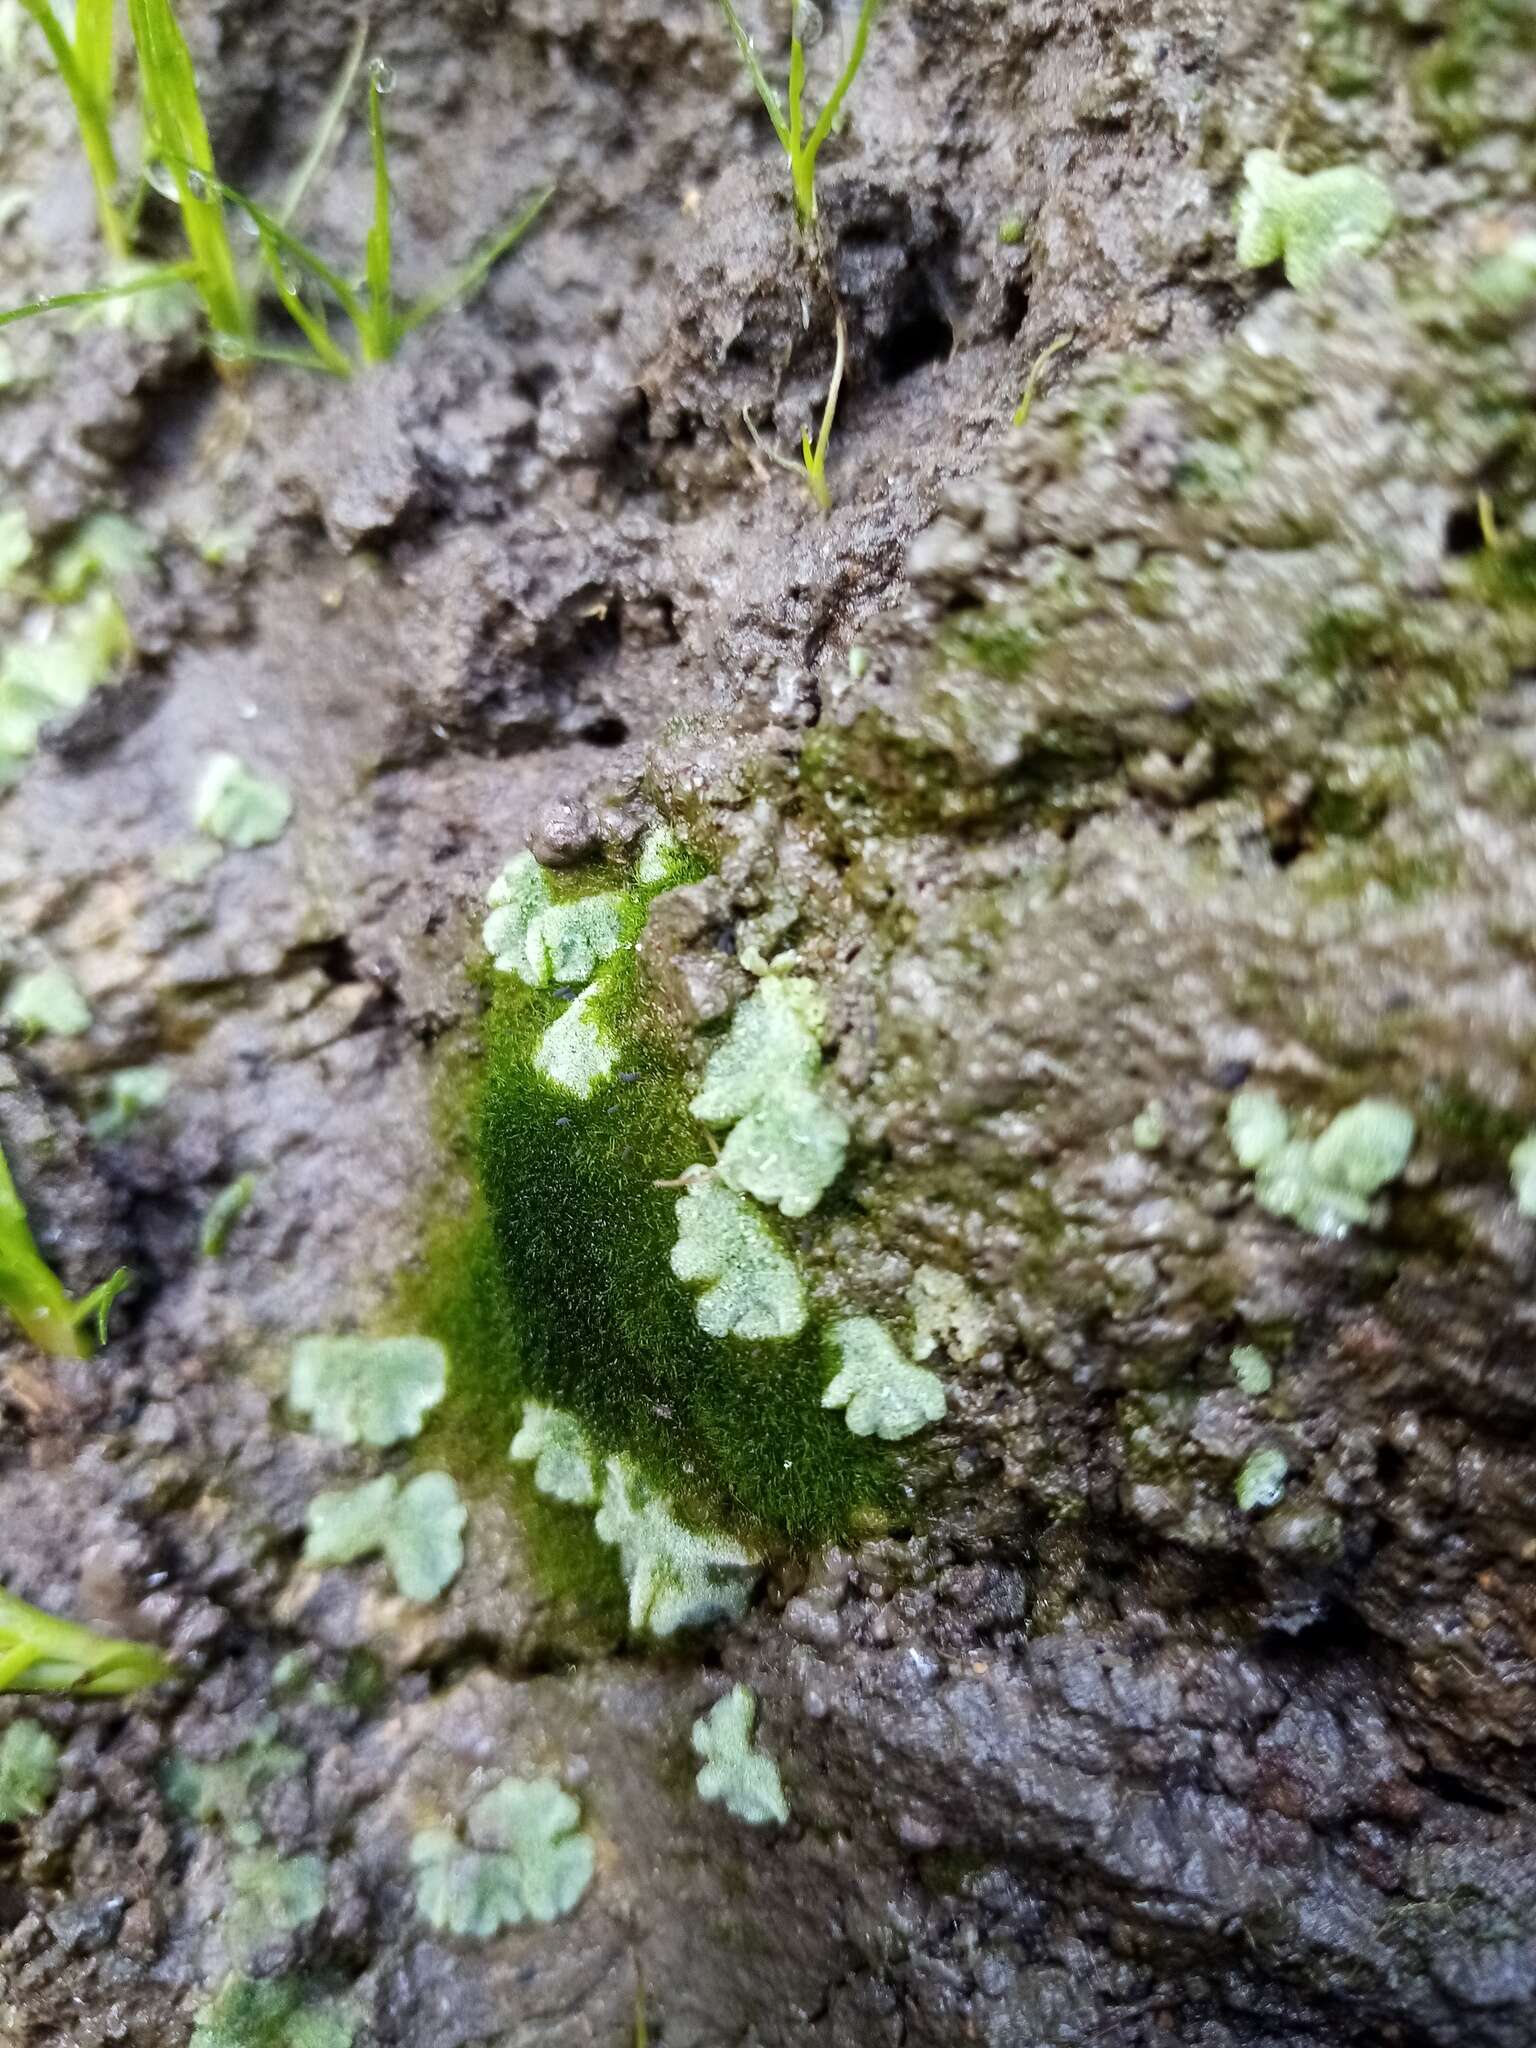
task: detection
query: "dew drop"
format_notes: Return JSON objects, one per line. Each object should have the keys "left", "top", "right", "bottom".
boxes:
{"left": 185, "top": 168, "right": 211, "bottom": 200}
{"left": 368, "top": 56, "right": 396, "bottom": 94}
{"left": 796, "top": 0, "right": 824, "bottom": 46}
{"left": 210, "top": 334, "right": 247, "bottom": 362}
{"left": 145, "top": 160, "right": 178, "bottom": 200}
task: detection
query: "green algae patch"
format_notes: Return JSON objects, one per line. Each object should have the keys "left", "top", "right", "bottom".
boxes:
{"left": 409, "top": 838, "right": 898, "bottom": 1585}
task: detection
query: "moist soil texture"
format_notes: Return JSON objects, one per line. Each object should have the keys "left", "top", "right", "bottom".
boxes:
{"left": 3, "top": 0, "right": 1536, "bottom": 2043}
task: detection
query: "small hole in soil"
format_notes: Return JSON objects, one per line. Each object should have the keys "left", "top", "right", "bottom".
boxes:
{"left": 579, "top": 714, "right": 629, "bottom": 746}
{"left": 1413, "top": 1765, "right": 1509, "bottom": 1815}
{"left": 1444, "top": 503, "right": 1485, "bottom": 555}
{"left": 876, "top": 277, "right": 953, "bottom": 384}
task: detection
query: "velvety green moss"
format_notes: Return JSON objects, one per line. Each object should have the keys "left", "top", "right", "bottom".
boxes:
{"left": 408, "top": 852, "right": 896, "bottom": 1565}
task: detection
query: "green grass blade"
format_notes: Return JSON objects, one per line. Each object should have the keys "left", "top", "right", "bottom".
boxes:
{"left": 127, "top": 0, "right": 248, "bottom": 338}
{"left": 804, "top": 0, "right": 881, "bottom": 162}
{"left": 72, "top": 0, "right": 114, "bottom": 118}
{"left": 17, "top": 0, "right": 127, "bottom": 257}
{"left": 280, "top": 15, "right": 367, "bottom": 226}
{"left": 363, "top": 69, "right": 394, "bottom": 361}
{"left": 254, "top": 230, "right": 354, "bottom": 375}
{"left": 398, "top": 183, "right": 553, "bottom": 338}
{"left": 0, "top": 262, "right": 199, "bottom": 330}
{"left": 0, "top": 1587, "right": 173, "bottom": 1697}
{"left": 181, "top": 167, "right": 366, "bottom": 325}
{"left": 0, "top": 1144, "right": 86, "bottom": 1357}
{"left": 715, "top": 0, "right": 790, "bottom": 149}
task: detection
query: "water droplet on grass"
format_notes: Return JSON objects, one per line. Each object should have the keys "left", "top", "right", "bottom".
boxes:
{"left": 368, "top": 56, "right": 397, "bottom": 93}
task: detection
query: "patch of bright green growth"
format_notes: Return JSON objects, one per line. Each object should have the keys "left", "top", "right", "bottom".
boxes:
{"left": 224, "top": 1853, "right": 326, "bottom": 1958}
{"left": 0, "top": 1137, "right": 128, "bottom": 1357}
{"left": 1231, "top": 1344, "right": 1273, "bottom": 1396}
{"left": 289, "top": 1333, "right": 447, "bottom": 1446}
{"left": 89, "top": 1064, "right": 173, "bottom": 1139}
{"left": 412, "top": 1777, "right": 594, "bottom": 1936}
{"left": 1227, "top": 1087, "right": 1415, "bottom": 1239}
{"left": 715, "top": 0, "right": 881, "bottom": 230}
{"left": 0, "top": 1585, "right": 172, "bottom": 1695}
{"left": 163, "top": 1720, "right": 303, "bottom": 1839}
{"left": 0, "top": 585, "right": 132, "bottom": 786}
{"left": 3, "top": 962, "right": 90, "bottom": 1038}
{"left": 1234, "top": 151, "right": 1394, "bottom": 294}
{"left": 463, "top": 844, "right": 893, "bottom": 1552}
{"left": 998, "top": 217, "right": 1025, "bottom": 247}
{"left": 303, "top": 1471, "right": 466, "bottom": 1602}
{"left": 201, "top": 1173, "right": 256, "bottom": 1256}
{"left": 692, "top": 1684, "right": 789, "bottom": 1825}
{"left": 1468, "top": 236, "right": 1536, "bottom": 324}
{"left": 1412, "top": 0, "right": 1536, "bottom": 152}
{"left": 669, "top": 1177, "right": 807, "bottom": 1339}
{"left": 715, "top": 1083, "right": 849, "bottom": 1216}
{"left": 0, "top": 1717, "right": 59, "bottom": 1820}
{"left": 1235, "top": 1446, "right": 1288, "bottom": 1513}
{"left": 821, "top": 1316, "right": 946, "bottom": 1440}
{"left": 190, "top": 1978, "right": 355, "bottom": 2048}
{"left": 193, "top": 753, "right": 293, "bottom": 850}
{"left": 127, "top": 0, "right": 250, "bottom": 342}
{"left": 594, "top": 1456, "right": 760, "bottom": 1635}
{"left": 16, "top": 0, "right": 129, "bottom": 259}
{"left": 509, "top": 1401, "right": 597, "bottom": 1505}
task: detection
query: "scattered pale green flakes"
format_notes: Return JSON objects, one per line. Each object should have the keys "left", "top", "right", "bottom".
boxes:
{"left": 1234, "top": 149, "right": 1394, "bottom": 294}
{"left": 822, "top": 1316, "right": 947, "bottom": 1441}
{"left": 0, "top": 587, "right": 132, "bottom": 779}
{"left": 508, "top": 1401, "right": 596, "bottom": 1505}
{"left": 1235, "top": 1447, "right": 1289, "bottom": 1513}
{"left": 1227, "top": 1088, "right": 1291, "bottom": 1172}
{"left": 533, "top": 985, "right": 618, "bottom": 1099}
{"left": 689, "top": 975, "right": 825, "bottom": 1126}
{"left": 1132, "top": 1099, "right": 1167, "bottom": 1152}
{"left": 1231, "top": 1344, "right": 1273, "bottom": 1397}
{"left": 1225, "top": 1087, "right": 1415, "bottom": 1238}
{"left": 288, "top": 1334, "right": 447, "bottom": 1446}
{"left": 0, "top": 504, "right": 31, "bottom": 588}
{"left": 1309, "top": 1099, "right": 1416, "bottom": 1199}
{"left": 47, "top": 513, "right": 155, "bottom": 603}
{"left": 412, "top": 1776, "right": 594, "bottom": 1937}
{"left": 669, "top": 1178, "right": 807, "bottom": 1340}
{"left": 0, "top": 1718, "right": 59, "bottom": 1822}
{"left": 223, "top": 1852, "right": 326, "bottom": 1957}
{"left": 908, "top": 1264, "right": 988, "bottom": 1364}
{"left": 89, "top": 1065, "right": 173, "bottom": 1139}
{"left": 635, "top": 824, "right": 684, "bottom": 887}
{"left": 3, "top": 964, "right": 91, "bottom": 1039}
{"left": 1510, "top": 1132, "right": 1536, "bottom": 1218}
{"left": 303, "top": 1472, "right": 466, "bottom": 1603}
{"left": 483, "top": 851, "right": 552, "bottom": 981}
{"left": 190, "top": 1977, "right": 356, "bottom": 2048}
{"left": 594, "top": 1457, "right": 759, "bottom": 1637}
{"left": 201, "top": 1174, "right": 256, "bottom": 1257}
{"left": 692, "top": 1685, "right": 789, "bottom": 1826}
{"left": 527, "top": 895, "right": 626, "bottom": 987}
{"left": 163, "top": 1722, "right": 305, "bottom": 1833}
{"left": 1469, "top": 235, "right": 1536, "bottom": 323}
{"left": 715, "top": 1081, "right": 849, "bottom": 1218}
{"left": 193, "top": 753, "right": 293, "bottom": 850}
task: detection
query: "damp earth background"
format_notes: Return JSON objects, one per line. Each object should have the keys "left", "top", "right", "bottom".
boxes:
{"left": 3, "top": 0, "right": 1536, "bottom": 2043}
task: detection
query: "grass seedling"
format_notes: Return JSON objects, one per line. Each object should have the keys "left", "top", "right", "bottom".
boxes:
{"left": 717, "top": 0, "right": 881, "bottom": 509}
{"left": 716, "top": 0, "right": 882, "bottom": 230}
{"left": 0, "top": 1585, "right": 173, "bottom": 1694}
{"left": 0, "top": 1138, "right": 129, "bottom": 1358}
{"left": 127, "top": 0, "right": 250, "bottom": 343}
{"left": 1012, "top": 331, "right": 1072, "bottom": 428}
{"left": 15, "top": 0, "right": 129, "bottom": 259}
